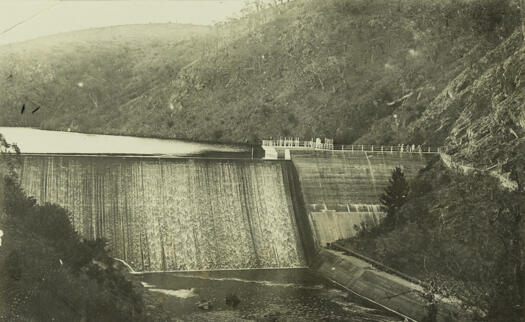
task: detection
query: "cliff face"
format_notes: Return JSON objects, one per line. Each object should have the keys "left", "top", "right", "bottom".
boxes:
{"left": 19, "top": 156, "right": 307, "bottom": 271}
{"left": 413, "top": 30, "right": 524, "bottom": 183}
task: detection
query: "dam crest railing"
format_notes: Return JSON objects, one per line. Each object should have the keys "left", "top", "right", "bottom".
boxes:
{"left": 262, "top": 139, "right": 442, "bottom": 154}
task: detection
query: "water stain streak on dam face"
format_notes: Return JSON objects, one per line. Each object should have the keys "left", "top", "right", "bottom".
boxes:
{"left": 19, "top": 156, "right": 307, "bottom": 271}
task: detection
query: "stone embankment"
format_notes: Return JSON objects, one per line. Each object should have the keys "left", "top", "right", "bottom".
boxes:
{"left": 311, "top": 247, "right": 468, "bottom": 322}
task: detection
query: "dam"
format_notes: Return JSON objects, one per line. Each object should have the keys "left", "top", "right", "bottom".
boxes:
{"left": 5, "top": 129, "right": 447, "bottom": 321}
{"left": 18, "top": 148, "right": 434, "bottom": 270}
{"left": 5, "top": 128, "right": 433, "bottom": 271}
{"left": 290, "top": 149, "right": 434, "bottom": 246}
{"left": 19, "top": 156, "right": 308, "bottom": 271}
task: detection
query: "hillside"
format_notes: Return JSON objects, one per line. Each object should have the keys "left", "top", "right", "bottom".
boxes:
{"left": 0, "top": 23, "right": 213, "bottom": 135}
{"left": 340, "top": 158, "right": 525, "bottom": 321}
{"left": 0, "top": 0, "right": 523, "bottom": 173}
{"left": 0, "top": 1, "right": 519, "bottom": 137}
{"left": 407, "top": 28, "right": 524, "bottom": 182}
{"left": 161, "top": 0, "right": 521, "bottom": 145}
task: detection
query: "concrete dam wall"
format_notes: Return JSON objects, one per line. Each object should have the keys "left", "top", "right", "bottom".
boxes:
{"left": 18, "top": 150, "right": 433, "bottom": 270}
{"left": 289, "top": 150, "right": 434, "bottom": 246}
{"left": 19, "top": 156, "right": 310, "bottom": 271}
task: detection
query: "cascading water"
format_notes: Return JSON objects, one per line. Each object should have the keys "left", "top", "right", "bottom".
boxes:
{"left": 19, "top": 156, "right": 307, "bottom": 271}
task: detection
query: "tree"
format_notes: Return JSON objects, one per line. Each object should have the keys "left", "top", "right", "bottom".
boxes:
{"left": 507, "top": 157, "right": 525, "bottom": 321}
{"left": 0, "top": 134, "right": 20, "bottom": 180}
{"left": 380, "top": 166, "right": 409, "bottom": 230}
{"left": 521, "top": 0, "right": 525, "bottom": 40}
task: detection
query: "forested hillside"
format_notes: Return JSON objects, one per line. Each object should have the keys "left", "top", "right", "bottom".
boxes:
{"left": 0, "top": 0, "right": 520, "bottom": 141}
{"left": 342, "top": 158, "right": 525, "bottom": 321}
{"left": 0, "top": 0, "right": 523, "bottom": 176}
{"left": 0, "top": 23, "right": 212, "bottom": 134}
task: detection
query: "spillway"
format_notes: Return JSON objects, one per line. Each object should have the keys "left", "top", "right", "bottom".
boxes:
{"left": 19, "top": 156, "right": 308, "bottom": 271}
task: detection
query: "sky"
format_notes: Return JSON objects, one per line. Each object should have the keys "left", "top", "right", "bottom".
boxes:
{"left": 0, "top": 0, "right": 248, "bottom": 45}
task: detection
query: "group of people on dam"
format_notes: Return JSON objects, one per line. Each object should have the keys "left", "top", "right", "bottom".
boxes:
{"left": 262, "top": 137, "right": 334, "bottom": 150}
{"left": 262, "top": 137, "right": 441, "bottom": 153}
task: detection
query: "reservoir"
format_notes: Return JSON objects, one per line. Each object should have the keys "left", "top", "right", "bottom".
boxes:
{"left": 0, "top": 127, "right": 248, "bottom": 156}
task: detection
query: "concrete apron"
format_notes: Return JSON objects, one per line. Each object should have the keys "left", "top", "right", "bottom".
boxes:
{"left": 312, "top": 249, "right": 466, "bottom": 322}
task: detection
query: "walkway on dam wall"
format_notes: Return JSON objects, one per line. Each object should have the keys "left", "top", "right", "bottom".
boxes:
{"left": 262, "top": 138, "right": 442, "bottom": 153}
{"left": 262, "top": 139, "right": 442, "bottom": 160}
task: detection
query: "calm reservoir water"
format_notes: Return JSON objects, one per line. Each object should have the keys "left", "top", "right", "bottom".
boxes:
{"left": 138, "top": 269, "right": 401, "bottom": 321}
{"left": 0, "top": 127, "right": 249, "bottom": 156}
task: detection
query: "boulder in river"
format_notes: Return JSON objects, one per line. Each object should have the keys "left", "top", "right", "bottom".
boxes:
{"left": 225, "top": 293, "right": 241, "bottom": 308}
{"left": 197, "top": 300, "right": 212, "bottom": 310}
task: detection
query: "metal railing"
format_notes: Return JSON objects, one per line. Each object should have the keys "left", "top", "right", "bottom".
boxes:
{"left": 335, "top": 144, "right": 442, "bottom": 153}
{"left": 262, "top": 139, "right": 442, "bottom": 153}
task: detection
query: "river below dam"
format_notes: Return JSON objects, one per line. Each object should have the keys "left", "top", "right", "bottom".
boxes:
{"left": 138, "top": 268, "right": 401, "bottom": 322}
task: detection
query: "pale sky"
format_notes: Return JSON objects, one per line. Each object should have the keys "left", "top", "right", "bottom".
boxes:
{"left": 0, "top": 1, "right": 247, "bottom": 45}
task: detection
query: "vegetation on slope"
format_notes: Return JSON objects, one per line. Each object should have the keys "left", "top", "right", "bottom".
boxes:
{"left": 165, "top": 0, "right": 520, "bottom": 144}
{"left": 0, "top": 136, "right": 173, "bottom": 321}
{"left": 0, "top": 23, "right": 212, "bottom": 137}
{"left": 0, "top": 179, "right": 148, "bottom": 321}
{"left": 342, "top": 160, "right": 525, "bottom": 321}
{"left": 0, "top": 0, "right": 520, "bottom": 144}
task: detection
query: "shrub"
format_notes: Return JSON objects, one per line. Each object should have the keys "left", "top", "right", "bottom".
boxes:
{"left": 6, "top": 250, "right": 22, "bottom": 281}
{"left": 0, "top": 177, "right": 146, "bottom": 321}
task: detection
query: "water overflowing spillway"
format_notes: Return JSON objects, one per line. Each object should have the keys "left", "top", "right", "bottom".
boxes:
{"left": 19, "top": 156, "right": 308, "bottom": 271}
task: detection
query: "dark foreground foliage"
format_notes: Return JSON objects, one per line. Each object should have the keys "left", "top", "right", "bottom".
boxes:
{"left": 0, "top": 174, "right": 147, "bottom": 322}
{"left": 344, "top": 158, "right": 525, "bottom": 322}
